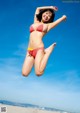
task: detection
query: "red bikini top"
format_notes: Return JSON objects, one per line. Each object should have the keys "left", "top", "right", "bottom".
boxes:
{"left": 30, "top": 24, "right": 43, "bottom": 33}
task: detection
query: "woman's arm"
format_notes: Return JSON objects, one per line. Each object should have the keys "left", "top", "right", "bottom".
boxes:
{"left": 34, "top": 6, "right": 58, "bottom": 23}
{"left": 36, "top": 6, "right": 58, "bottom": 11}
{"left": 47, "top": 15, "right": 67, "bottom": 31}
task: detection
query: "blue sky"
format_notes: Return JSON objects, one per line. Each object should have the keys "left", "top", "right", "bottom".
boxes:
{"left": 0, "top": 0, "right": 80, "bottom": 113}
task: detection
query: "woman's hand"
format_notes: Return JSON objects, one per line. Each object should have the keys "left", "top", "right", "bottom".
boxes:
{"left": 50, "top": 6, "right": 58, "bottom": 11}
{"left": 62, "top": 15, "right": 67, "bottom": 21}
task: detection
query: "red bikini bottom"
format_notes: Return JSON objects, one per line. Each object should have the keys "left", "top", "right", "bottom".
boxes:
{"left": 28, "top": 47, "right": 44, "bottom": 58}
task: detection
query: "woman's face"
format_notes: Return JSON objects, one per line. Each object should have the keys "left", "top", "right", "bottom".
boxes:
{"left": 41, "top": 10, "right": 52, "bottom": 23}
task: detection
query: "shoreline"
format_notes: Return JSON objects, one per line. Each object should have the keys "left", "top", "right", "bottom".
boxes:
{"left": 0, "top": 103, "right": 61, "bottom": 113}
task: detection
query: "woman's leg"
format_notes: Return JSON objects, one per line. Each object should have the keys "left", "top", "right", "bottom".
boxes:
{"left": 34, "top": 43, "right": 56, "bottom": 76}
{"left": 22, "top": 52, "right": 34, "bottom": 77}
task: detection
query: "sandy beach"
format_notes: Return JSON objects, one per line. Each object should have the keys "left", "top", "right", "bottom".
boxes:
{"left": 0, "top": 104, "right": 61, "bottom": 113}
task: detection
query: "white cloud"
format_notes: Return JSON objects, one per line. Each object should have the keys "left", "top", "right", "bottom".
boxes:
{"left": 13, "top": 42, "right": 28, "bottom": 57}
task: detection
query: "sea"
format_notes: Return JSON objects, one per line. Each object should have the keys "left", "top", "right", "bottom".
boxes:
{"left": 0, "top": 100, "right": 74, "bottom": 113}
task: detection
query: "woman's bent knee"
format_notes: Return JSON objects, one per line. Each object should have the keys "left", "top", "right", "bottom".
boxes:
{"left": 35, "top": 71, "right": 44, "bottom": 77}
{"left": 22, "top": 71, "right": 29, "bottom": 77}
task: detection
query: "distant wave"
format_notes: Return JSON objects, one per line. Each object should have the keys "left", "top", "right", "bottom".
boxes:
{"left": 0, "top": 100, "right": 73, "bottom": 113}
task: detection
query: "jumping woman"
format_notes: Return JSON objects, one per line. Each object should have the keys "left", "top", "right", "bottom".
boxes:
{"left": 22, "top": 6, "right": 67, "bottom": 77}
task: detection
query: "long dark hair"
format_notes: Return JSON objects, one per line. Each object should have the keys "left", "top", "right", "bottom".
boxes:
{"left": 36, "top": 9, "right": 55, "bottom": 23}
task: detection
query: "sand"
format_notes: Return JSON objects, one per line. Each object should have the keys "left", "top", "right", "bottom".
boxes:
{"left": 0, "top": 104, "right": 61, "bottom": 113}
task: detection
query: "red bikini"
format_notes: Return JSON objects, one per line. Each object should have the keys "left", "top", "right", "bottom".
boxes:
{"left": 30, "top": 24, "right": 43, "bottom": 33}
{"left": 28, "top": 24, "right": 44, "bottom": 58}
{"left": 28, "top": 47, "right": 44, "bottom": 59}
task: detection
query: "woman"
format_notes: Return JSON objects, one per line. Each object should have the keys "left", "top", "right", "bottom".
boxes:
{"left": 22, "top": 6, "right": 67, "bottom": 77}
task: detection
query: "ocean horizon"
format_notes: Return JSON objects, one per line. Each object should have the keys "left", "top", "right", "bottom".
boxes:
{"left": 0, "top": 100, "right": 74, "bottom": 113}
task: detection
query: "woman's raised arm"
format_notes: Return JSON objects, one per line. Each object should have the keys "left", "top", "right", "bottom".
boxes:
{"left": 47, "top": 15, "right": 67, "bottom": 31}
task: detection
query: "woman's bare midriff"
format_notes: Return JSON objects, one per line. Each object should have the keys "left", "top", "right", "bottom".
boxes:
{"left": 28, "top": 31, "right": 45, "bottom": 49}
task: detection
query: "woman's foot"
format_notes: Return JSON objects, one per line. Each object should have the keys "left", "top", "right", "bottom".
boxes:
{"left": 45, "top": 42, "right": 56, "bottom": 54}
